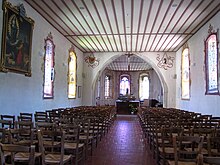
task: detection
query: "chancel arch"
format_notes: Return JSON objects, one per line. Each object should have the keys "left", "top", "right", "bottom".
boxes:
{"left": 92, "top": 53, "right": 169, "bottom": 108}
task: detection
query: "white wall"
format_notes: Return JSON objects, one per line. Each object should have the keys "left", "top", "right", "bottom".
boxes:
{"left": 176, "top": 11, "right": 220, "bottom": 116}
{"left": 149, "top": 70, "right": 163, "bottom": 102}
{"left": 82, "top": 52, "right": 176, "bottom": 107}
{"left": 0, "top": 0, "right": 83, "bottom": 116}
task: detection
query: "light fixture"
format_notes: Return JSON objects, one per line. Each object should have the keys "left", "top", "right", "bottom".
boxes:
{"left": 171, "top": 3, "right": 177, "bottom": 7}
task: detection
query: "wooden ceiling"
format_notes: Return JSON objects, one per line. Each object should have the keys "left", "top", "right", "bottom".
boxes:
{"left": 25, "top": 0, "right": 220, "bottom": 53}
{"left": 106, "top": 54, "right": 152, "bottom": 71}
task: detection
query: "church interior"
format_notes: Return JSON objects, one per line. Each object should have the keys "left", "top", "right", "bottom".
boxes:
{"left": 0, "top": 0, "right": 220, "bottom": 164}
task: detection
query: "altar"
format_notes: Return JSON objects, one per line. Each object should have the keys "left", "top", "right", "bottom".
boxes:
{"left": 116, "top": 100, "right": 139, "bottom": 115}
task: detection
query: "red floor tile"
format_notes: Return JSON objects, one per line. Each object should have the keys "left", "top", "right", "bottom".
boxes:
{"left": 83, "top": 115, "right": 157, "bottom": 165}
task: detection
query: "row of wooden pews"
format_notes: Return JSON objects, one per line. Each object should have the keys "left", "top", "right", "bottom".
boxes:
{"left": 138, "top": 107, "right": 220, "bottom": 165}
{"left": 0, "top": 105, "right": 116, "bottom": 165}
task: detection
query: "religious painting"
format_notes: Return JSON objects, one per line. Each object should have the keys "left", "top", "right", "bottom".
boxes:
{"left": 0, "top": 0, "right": 34, "bottom": 76}
{"left": 84, "top": 53, "right": 99, "bottom": 68}
{"left": 156, "top": 53, "right": 174, "bottom": 70}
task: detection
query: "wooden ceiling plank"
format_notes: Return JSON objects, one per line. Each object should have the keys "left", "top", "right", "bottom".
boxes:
{"left": 150, "top": 0, "right": 174, "bottom": 51}
{"left": 120, "top": 35, "right": 126, "bottom": 51}
{"left": 163, "top": 0, "right": 204, "bottom": 51}
{"left": 27, "top": 0, "right": 86, "bottom": 52}
{"left": 139, "top": 0, "right": 154, "bottom": 51}
{"left": 91, "top": 0, "right": 114, "bottom": 51}
{"left": 136, "top": 35, "right": 143, "bottom": 51}
{"left": 25, "top": 0, "right": 220, "bottom": 53}
{"left": 54, "top": 0, "right": 98, "bottom": 52}
{"left": 155, "top": 0, "right": 184, "bottom": 51}
{"left": 41, "top": 0, "right": 93, "bottom": 52}
{"left": 130, "top": 0, "right": 134, "bottom": 52}
{"left": 121, "top": 0, "right": 128, "bottom": 52}
{"left": 169, "top": 35, "right": 189, "bottom": 51}
{"left": 111, "top": 0, "right": 123, "bottom": 51}
{"left": 159, "top": 0, "right": 195, "bottom": 51}
{"left": 101, "top": 0, "right": 119, "bottom": 52}
{"left": 176, "top": 1, "right": 220, "bottom": 51}
{"left": 144, "top": 0, "right": 164, "bottom": 51}
{"left": 66, "top": 36, "right": 86, "bottom": 50}
{"left": 173, "top": 35, "right": 192, "bottom": 51}
{"left": 164, "top": 35, "right": 181, "bottom": 51}
{"left": 190, "top": 2, "right": 220, "bottom": 34}
{"left": 135, "top": 0, "right": 144, "bottom": 52}
{"left": 164, "top": 1, "right": 203, "bottom": 50}
{"left": 168, "top": 0, "right": 216, "bottom": 51}
{"left": 65, "top": 32, "right": 192, "bottom": 36}
{"left": 70, "top": 0, "right": 105, "bottom": 52}
{"left": 131, "top": 35, "right": 137, "bottom": 52}
{"left": 81, "top": 0, "right": 109, "bottom": 52}
{"left": 95, "top": 36, "right": 109, "bottom": 52}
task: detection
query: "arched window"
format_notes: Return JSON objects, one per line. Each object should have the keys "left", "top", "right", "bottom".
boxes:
{"left": 68, "top": 46, "right": 77, "bottom": 99}
{"left": 139, "top": 74, "right": 149, "bottom": 100}
{"left": 104, "top": 75, "right": 110, "bottom": 98}
{"left": 43, "top": 32, "right": 55, "bottom": 99}
{"left": 181, "top": 47, "right": 190, "bottom": 99}
{"left": 120, "top": 74, "right": 130, "bottom": 95}
{"left": 205, "top": 26, "right": 219, "bottom": 95}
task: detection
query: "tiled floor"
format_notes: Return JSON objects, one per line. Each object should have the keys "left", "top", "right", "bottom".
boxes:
{"left": 84, "top": 115, "right": 157, "bottom": 165}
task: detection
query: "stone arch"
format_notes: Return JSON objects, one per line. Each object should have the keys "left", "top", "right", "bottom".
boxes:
{"left": 92, "top": 53, "right": 168, "bottom": 107}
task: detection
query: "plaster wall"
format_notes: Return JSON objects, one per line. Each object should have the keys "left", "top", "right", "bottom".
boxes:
{"left": 94, "top": 69, "right": 162, "bottom": 106}
{"left": 176, "top": 11, "right": 220, "bottom": 116}
{"left": 82, "top": 52, "right": 176, "bottom": 107}
{"left": 0, "top": 0, "right": 84, "bottom": 116}
{"left": 149, "top": 70, "right": 163, "bottom": 102}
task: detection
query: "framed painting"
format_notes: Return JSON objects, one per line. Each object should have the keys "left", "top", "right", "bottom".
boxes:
{"left": 0, "top": 0, "right": 34, "bottom": 76}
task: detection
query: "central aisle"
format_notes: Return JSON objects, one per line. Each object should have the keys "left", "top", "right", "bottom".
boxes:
{"left": 84, "top": 115, "right": 156, "bottom": 165}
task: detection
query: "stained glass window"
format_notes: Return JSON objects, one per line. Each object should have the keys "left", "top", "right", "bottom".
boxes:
{"left": 120, "top": 75, "right": 130, "bottom": 95}
{"left": 181, "top": 47, "right": 190, "bottom": 99}
{"left": 43, "top": 33, "right": 55, "bottom": 99}
{"left": 68, "top": 47, "right": 77, "bottom": 99}
{"left": 104, "top": 75, "right": 110, "bottom": 98}
{"left": 139, "top": 74, "right": 149, "bottom": 100}
{"left": 205, "top": 33, "right": 219, "bottom": 94}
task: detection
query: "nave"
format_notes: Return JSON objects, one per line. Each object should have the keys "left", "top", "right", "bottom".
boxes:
{"left": 1, "top": 106, "right": 220, "bottom": 165}
{"left": 84, "top": 115, "right": 156, "bottom": 165}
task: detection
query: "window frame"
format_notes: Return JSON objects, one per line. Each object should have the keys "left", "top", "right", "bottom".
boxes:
{"left": 68, "top": 46, "right": 77, "bottom": 99}
{"left": 204, "top": 30, "right": 219, "bottom": 95}
{"left": 43, "top": 32, "right": 55, "bottom": 99}
{"left": 181, "top": 46, "right": 191, "bottom": 100}
{"left": 119, "top": 74, "right": 131, "bottom": 96}
{"left": 139, "top": 73, "right": 150, "bottom": 100}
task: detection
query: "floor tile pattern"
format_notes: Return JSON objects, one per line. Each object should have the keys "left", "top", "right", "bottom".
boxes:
{"left": 84, "top": 115, "right": 156, "bottom": 165}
